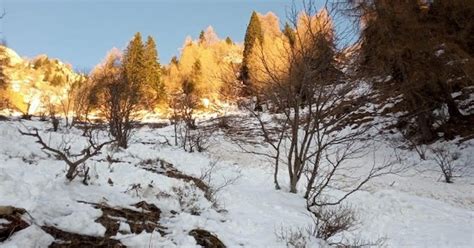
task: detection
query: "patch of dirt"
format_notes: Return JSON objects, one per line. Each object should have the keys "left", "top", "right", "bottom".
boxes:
{"left": 138, "top": 158, "right": 212, "bottom": 200}
{"left": 189, "top": 229, "right": 226, "bottom": 248}
{"left": 0, "top": 206, "right": 125, "bottom": 246}
{"left": 41, "top": 226, "right": 124, "bottom": 248}
{"left": 0, "top": 206, "right": 29, "bottom": 242}
{"left": 437, "top": 115, "right": 474, "bottom": 143}
{"left": 0, "top": 115, "right": 9, "bottom": 121}
{"left": 78, "top": 201, "right": 165, "bottom": 237}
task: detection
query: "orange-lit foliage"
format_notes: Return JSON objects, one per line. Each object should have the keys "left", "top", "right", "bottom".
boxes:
{"left": 0, "top": 46, "right": 84, "bottom": 116}
{"left": 162, "top": 26, "right": 242, "bottom": 107}
{"left": 0, "top": 10, "right": 334, "bottom": 116}
{"left": 246, "top": 11, "right": 334, "bottom": 96}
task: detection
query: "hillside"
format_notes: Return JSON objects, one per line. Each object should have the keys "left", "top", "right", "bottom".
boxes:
{"left": 0, "top": 114, "right": 473, "bottom": 247}
{"left": 1, "top": 1, "right": 473, "bottom": 247}
{"left": 0, "top": 46, "right": 83, "bottom": 116}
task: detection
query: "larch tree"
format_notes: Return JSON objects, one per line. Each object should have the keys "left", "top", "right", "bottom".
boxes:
{"left": 0, "top": 54, "right": 8, "bottom": 106}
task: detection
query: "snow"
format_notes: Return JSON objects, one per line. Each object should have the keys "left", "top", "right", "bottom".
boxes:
{"left": 0, "top": 225, "right": 54, "bottom": 248}
{"left": 0, "top": 117, "right": 473, "bottom": 247}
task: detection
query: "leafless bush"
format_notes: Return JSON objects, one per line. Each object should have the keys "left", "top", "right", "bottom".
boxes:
{"left": 19, "top": 128, "right": 113, "bottom": 183}
{"left": 277, "top": 203, "right": 384, "bottom": 247}
{"left": 308, "top": 204, "right": 357, "bottom": 242}
{"left": 430, "top": 147, "right": 462, "bottom": 183}
{"left": 180, "top": 124, "right": 213, "bottom": 153}
{"left": 124, "top": 183, "right": 143, "bottom": 197}
{"left": 276, "top": 227, "right": 310, "bottom": 248}
{"left": 172, "top": 184, "right": 203, "bottom": 215}
{"left": 90, "top": 51, "right": 139, "bottom": 149}
{"left": 217, "top": 115, "right": 231, "bottom": 129}
{"left": 399, "top": 130, "right": 428, "bottom": 160}
{"left": 199, "top": 159, "right": 242, "bottom": 208}
{"left": 71, "top": 77, "right": 92, "bottom": 124}
{"left": 59, "top": 77, "right": 84, "bottom": 128}
{"left": 168, "top": 81, "right": 211, "bottom": 153}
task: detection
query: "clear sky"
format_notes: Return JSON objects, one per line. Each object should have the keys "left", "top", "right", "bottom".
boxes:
{"left": 1, "top": 0, "right": 323, "bottom": 71}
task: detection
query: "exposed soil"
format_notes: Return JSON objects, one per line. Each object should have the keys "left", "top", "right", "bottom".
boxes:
{"left": 78, "top": 201, "right": 165, "bottom": 237}
{"left": 1, "top": 176, "right": 226, "bottom": 247}
{"left": 138, "top": 158, "right": 212, "bottom": 200}
{"left": 189, "top": 229, "right": 226, "bottom": 248}
{"left": 0, "top": 206, "right": 29, "bottom": 242}
{"left": 41, "top": 226, "right": 124, "bottom": 248}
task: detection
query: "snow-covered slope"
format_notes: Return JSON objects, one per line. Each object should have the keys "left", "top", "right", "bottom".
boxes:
{"left": 0, "top": 117, "right": 473, "bottom": 247}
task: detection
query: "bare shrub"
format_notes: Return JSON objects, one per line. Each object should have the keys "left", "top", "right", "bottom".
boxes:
{"left": 276, "top": 227, "right": 310, "bottom": 248}
{"left": 90, "top": 50, "right": 139, "bottom": 149}
{"left": 308, "top": 204, "right": 356, "bottom": 242}
{"left": 172, "top": 184, "right": 203, "bottom": 215}
{"left": 180, "top": 124, "right": 213, "bottom": 153}
{"left": 59, "top": 77, "right": 85, "bottom": 128}
{"left": 19, "top": 128, "right": 113, "bottom": 183}
{"left": 430, "top": 147, "right": 462, "bottom": 183}
{"left": 277, "top": 203, "right": 384, "bottom": 247}
{"left": 167, "top": 78, "right": 212, "bottom": 153}
{"left": 72, "top": 77, "right": 95, "bottom": 129}
{"left": 199, "top": 159, "right": 242, "bottom": 208}
{"left": 168, "top": 85, "right": 214, "bottom": 153}
{"left": 124, "top": 183, "right": 143, "bottom": 197}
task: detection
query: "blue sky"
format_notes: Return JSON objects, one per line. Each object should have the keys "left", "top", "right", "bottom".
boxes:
{"left": 1, "top": 0, "right": 314, "bottom": 71}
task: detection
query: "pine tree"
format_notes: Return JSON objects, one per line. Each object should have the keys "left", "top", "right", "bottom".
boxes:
{"left": 199, "top": 30, "right": 205, "bottom": 44}
{"left": 225, "top": 36, "right": 233, "bottom": 45}
{"left": 122, "top": 32, "right": 145, "bottom": 102}
{"left": 241, "top": 11, "right": 263, "bottom": 94}
{"left": 170, "top": 56, "right": 179, "bottom": 66}
{"left": 283, "top": 22, "right": 296, "bottom": 47}
{"left": 143, "top": 35, "right": 163, "bottom": 104}
{"left": 243, "top": 11, "right": 263, "bottom": 61}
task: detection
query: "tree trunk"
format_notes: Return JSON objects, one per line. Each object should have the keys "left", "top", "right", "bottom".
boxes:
{"left": 446, "top": 95, "right": 463, "bottom": 121}
{"left": 289, "top": 181, "right": 297, "bottom": 193}
{"left": 65, "top": 164, "right": 78, "bottom": 181}
{"left": 274, "top": 158, "right": 281, "bottom": 190}
{"left": 437, "top": 80, "right": 464, "bottom": 121}
{"left": 174, "top": 122, "right": 178, "bottom": 146}
{"left": 289, "top": 173, "right": 298, "bottom": 193}
{"left": 417, "top": 112, "right": 435, "bottom": 143}
{"left": 304, "top": 152, "right": 321, "bottom": 199}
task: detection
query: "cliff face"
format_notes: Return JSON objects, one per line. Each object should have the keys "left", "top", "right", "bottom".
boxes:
{"left": 0, "top": 46, "right": 83, "bottom": 115}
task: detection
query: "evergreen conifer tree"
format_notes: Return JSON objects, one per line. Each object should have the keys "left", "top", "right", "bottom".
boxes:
{"left": 225, "top": 36, "right": 233, "bottom": 45}
{"left": 199, "top": 30, "right": 205, "bottom": 44}
{"left": 241, "top": 11, "right": 263, "bottom": 95}
{"left": 122, "top": 32, "right": 145, "bottom": 102}
{"left": 143, "top": 35, "right": 163, "bottom": 103}
{"left": 170, "top": 56, "right": 179, "bottom": 66}
{"left": 283, "top": 22, "right": 296, "bottom": 47}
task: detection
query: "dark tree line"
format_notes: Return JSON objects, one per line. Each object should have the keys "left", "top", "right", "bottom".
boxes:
{"left": 347, "top": 0, "right": 474, "bottom": 143}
